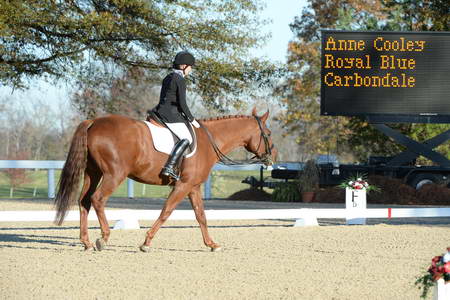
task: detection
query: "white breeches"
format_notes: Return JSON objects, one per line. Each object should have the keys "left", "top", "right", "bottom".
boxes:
{"left": 166, "top": 123, "right": 193, "bottom": 144}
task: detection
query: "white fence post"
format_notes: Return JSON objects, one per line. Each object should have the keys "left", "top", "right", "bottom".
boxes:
{"left": 204, "top": 174, "right": 212, "bottom": 199}
{"left": 127, "top": 179, "right": 134, "bottom": 198}
{"left": 47, "top": 169, "right": 55, "bottom": 198}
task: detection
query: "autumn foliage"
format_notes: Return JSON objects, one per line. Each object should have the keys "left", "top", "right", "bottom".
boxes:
{"left": 278, "top": 0, "right": 450, "bottom": 162}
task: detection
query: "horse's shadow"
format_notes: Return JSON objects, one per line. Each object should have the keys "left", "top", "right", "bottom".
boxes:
{"left": 0, "top": 231, "right": 213, "bottom": 253}
{"left": 0, "top": 222, "right": 289, "bottom": 252}
{"left": 0, "top": 233, "right": 80, "bottom": 250}
{"left": 0, "top": 226, "right": 82, "bottom": 231}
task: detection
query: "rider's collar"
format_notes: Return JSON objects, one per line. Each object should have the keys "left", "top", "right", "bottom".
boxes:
{"left": 173, "top": 69, "right": 184, "bottom": 77}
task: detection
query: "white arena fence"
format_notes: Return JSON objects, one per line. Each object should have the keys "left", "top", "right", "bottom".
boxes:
{"left": 2, "top": 160, "right": 450, "bottom": 227}
{"left": 1, "top": 208, "right": 450, "bottom": 228}
{"left": 0, "top": 160, "right": 301, "bottom": 199}
{"left": 1, "top": 207, "right": 450, "bottom": 221}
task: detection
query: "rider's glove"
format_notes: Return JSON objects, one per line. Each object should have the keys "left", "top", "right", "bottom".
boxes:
{"left": 191, "top": 119, "right": 200, "bottom": 128}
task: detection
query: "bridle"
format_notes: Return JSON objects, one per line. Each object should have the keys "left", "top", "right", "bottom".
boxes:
{"left": 200, "top": 116, "right": 274, "bottom": 166}
{"left": 254, "top": 116, "right": 275, "bottom": 165}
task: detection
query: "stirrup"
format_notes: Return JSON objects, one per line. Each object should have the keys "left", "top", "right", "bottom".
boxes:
{"left": 162, "top": 166, "right": 180, "bottom": 181}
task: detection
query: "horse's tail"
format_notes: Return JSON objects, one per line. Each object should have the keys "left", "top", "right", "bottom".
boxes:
{"left": 54, "top": 119, "right": 94, "bottom": 225}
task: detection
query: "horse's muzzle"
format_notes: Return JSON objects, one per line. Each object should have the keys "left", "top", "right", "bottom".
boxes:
{"left": 261, "top": 151, "right": 276, "bottom": 166}
{"left": 264, "top": 147, "right": 277, "bottom": 166}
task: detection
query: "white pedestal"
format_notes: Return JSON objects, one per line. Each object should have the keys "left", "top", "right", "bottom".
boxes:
{"left": 345, "top": 188, "right": 367, "bottom": 225}
{"left": 433, "top": 278, "right": 450, "bottom": 300}
{"left": 294, "top": 215, "right": 319, "bottom": 227}
{"left": 113, "top": 216, "right": 140, "bottom": 230}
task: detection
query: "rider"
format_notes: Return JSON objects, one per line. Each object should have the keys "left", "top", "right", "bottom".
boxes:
{"left": 152, "top": 51, "right": 200, "bottom": 181}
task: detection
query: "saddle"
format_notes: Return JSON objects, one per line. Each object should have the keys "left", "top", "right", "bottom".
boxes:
{"left": 144, "top": 112, "right": 197, "bottom": 158}
{"left": 148, "top": 117, "right": 165, "bottom": 128}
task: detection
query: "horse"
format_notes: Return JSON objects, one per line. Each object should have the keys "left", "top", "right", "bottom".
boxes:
{"left": 54, "top": 107, "right": 276, "bottom": 252}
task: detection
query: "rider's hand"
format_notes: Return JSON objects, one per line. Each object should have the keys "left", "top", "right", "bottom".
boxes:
{"left": 191, "top": 119, "right": 200, "bottom": 128}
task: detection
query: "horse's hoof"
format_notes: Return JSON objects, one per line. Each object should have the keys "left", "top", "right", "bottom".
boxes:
{"left": 210, "top": 246, "right": 222, "bottom": 252}
{"left": 95, "top": 238, "right": 107, "bottom": 251}
{"left": 140, "top": 245, "right": 151, "bottom": 253}
{"left": 84, "top": 245, "right": 95, "bottom": 252}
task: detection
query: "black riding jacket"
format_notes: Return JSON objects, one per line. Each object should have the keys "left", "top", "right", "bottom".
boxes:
{"left": 153, "top": 71, "right": 194, "bottom": 123}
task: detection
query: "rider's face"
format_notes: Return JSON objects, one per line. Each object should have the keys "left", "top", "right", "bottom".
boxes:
{"left": 182, "top": 65, "right": 192, "bottom": 76}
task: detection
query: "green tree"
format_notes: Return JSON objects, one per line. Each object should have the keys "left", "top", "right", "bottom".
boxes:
{"left": 383, "top": 0, "right": 449, "bottom": 31}
{"left": 336, "top": 1, "right": 450, "bottom": 163}
{"left": 280, "top": 0, "right": 450, "bottom": 162}
{"left": 0, "top": 0, "right": 280, "bottom": 110}
{"left": 276, "top": 0, "right": 356, "bottom": 157}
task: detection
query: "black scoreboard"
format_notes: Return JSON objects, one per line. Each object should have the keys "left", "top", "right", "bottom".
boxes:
{"left": 320, "top": 30, "right": 450, "bottom": 123}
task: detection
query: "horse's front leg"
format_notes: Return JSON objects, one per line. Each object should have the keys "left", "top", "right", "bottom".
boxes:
{"left": 189, "top": 185, "right": 221, "bottom": 252}
{"left": 140, "top": 183, "right": 191, "bottom": 252}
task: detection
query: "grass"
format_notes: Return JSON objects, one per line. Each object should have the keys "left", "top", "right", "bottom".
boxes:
{"left": 0, "top": 169, "right": 272, "bottom": 199}
{"left": 210, "top": 170, "right": 273, "bottom": 198}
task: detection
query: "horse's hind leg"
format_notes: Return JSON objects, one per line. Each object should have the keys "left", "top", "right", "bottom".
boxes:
{"left": 91, "top": 173, "right": 125, "bottom": 251}
{"left": 79, "top": 167, "right": 102, "bottom": 251}
{"left": 188, "top": 185, "right": 221, "bottom": 252}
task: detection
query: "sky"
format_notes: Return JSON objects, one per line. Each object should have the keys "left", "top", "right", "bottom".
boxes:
{"left": 0, "top": 0, "right": 308, "bottom": 107}
{"left": 257, "top": 0, "right": 307, "bottom": 62}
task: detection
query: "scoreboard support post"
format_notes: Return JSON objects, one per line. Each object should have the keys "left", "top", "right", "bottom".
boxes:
{"left": 370, "top": 123, "right": 450, "bottom": 167}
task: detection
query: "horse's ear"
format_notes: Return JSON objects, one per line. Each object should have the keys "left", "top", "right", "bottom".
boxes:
{"left": 261, "top": 110, "right": 269, "bottom": 123}
{"left": 251, "top": 106, "right": 257, "bottom": 116}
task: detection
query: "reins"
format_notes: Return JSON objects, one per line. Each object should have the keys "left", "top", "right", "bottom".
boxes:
{"left": 199, "top": 116, "right": 273, "bottom": 165}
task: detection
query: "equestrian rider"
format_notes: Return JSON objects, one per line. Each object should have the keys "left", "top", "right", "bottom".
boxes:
{"left": 152, "top": 51, "right": 200, "bottom": 181}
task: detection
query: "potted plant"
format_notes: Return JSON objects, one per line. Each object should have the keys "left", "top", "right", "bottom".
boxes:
{"left": 271, "top": 182, "right": 300, "bottom": 202}
{"left": 297, "top": 159, "right": 320, "bottom": 202}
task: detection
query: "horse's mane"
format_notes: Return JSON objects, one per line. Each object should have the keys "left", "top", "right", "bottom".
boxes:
{"left": 200, "top": 115, "right": 252, "bottom": 123}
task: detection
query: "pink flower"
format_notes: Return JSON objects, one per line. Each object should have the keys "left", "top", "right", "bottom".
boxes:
{"left": 445, "top": 262, "right": 450, "bottom": 273}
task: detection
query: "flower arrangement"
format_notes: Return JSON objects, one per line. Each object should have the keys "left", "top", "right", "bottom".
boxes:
{"left": 339, "top": 174, "right": 379, "bottom": 192}
{"left": 416, "top": 247, "right": 450, "bottom": 299}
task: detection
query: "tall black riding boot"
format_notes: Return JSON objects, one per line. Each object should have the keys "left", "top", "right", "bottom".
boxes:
{"left": 162, "top": 139, "right": 190, "bottom": 181}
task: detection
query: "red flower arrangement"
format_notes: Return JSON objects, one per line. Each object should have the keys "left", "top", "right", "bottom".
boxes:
{"left": 339, "top": 174, "right": 379, "bottom": 192}
{"left": 416, "top": 247, "right": 450, "bottom": 298}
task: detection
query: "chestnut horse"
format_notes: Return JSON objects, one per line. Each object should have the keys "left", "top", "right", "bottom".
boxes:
{"left": 54, "top": 108, "right": 276, "bottom": 252}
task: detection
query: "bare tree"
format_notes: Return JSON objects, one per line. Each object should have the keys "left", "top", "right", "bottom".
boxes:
{"left": 3, "top": 151, "right": 31, "bottom": 197}
{"left": 72, "top": 67, "right": 161, "bottom": 119}
{"left": 27, "top": 100, "right": 56, "bottom": 160}
{"left": 48, "top": 101, "right": 81, "bottom": 159}
{"left": 0, "top": 93, "right": 80, "bottom": 160}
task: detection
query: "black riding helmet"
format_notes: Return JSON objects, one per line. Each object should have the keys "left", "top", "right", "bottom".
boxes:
{"left": 173, "top": 51, "right": 195, "bottom": 66}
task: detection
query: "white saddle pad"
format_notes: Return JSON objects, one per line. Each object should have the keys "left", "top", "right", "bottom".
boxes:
{"left": 143, "top": 121, "right": 197, "bottom": 158}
